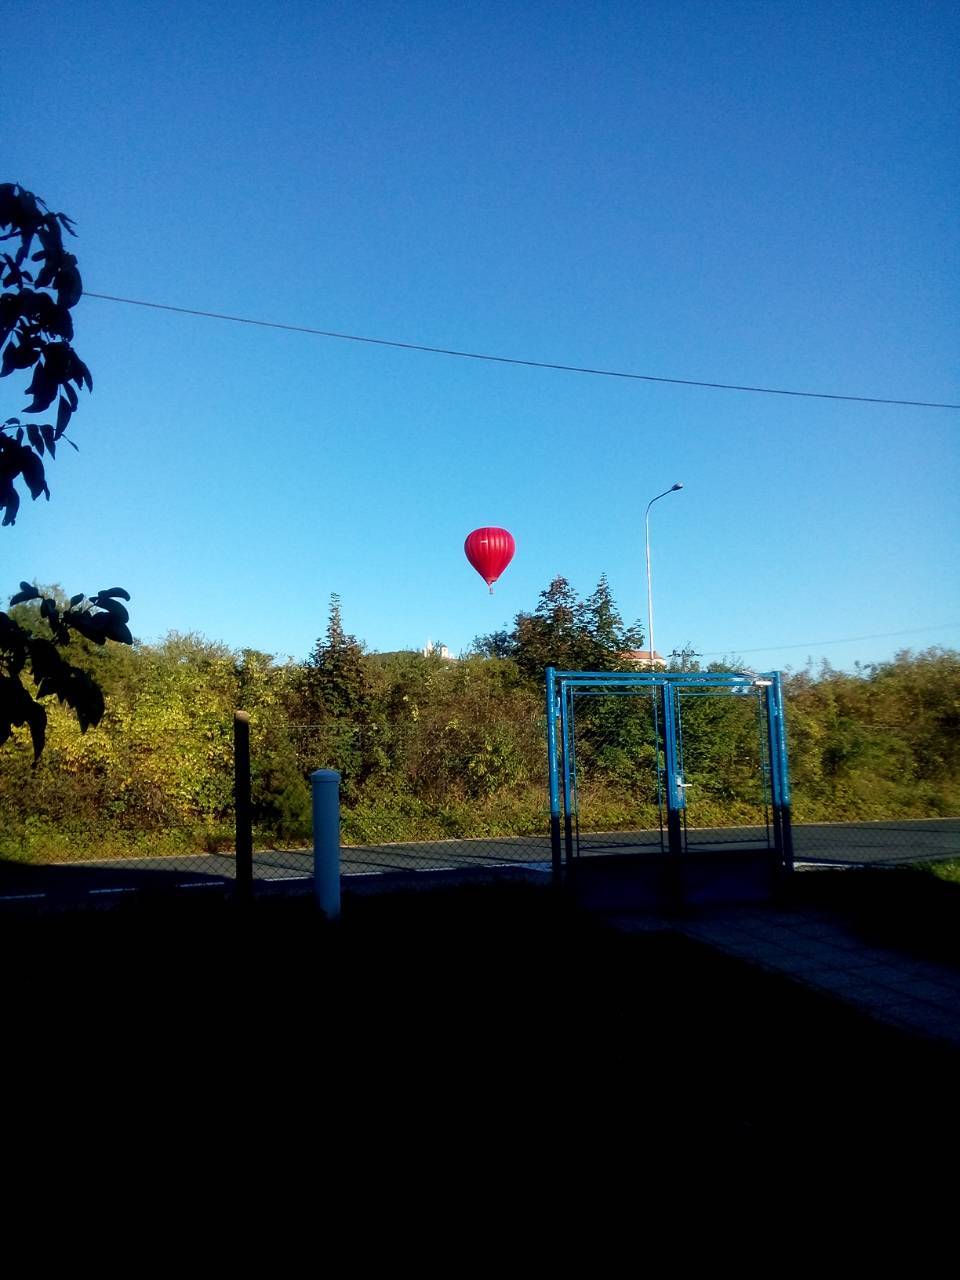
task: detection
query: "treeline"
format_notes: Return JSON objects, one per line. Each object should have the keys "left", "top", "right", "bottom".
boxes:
{"left": 0, "top": 579, "right": 957, "bottom": 861}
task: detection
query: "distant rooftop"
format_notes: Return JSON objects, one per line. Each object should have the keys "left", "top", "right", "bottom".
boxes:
{"left": 622, "top": 649, "right": 667, "bottom": 667}
{"left": 422, "top": 642, "right": 456, "bottom": 661}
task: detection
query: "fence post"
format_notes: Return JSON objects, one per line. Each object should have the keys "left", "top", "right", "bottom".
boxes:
{"left": 546, "top": 668, "right": 562, "bottom": 885}
{"left": 311, "top": 769, "right": 341, "bottom": 919}
{"left": 660, "top": 682, "right": 685, "bottom": 861}
{"left": 768, "top": 673, "right": 795, "bottom": 875}
{"left": 560, "top": 682, "right": 575, "bottom": 870}
{"left": 234, "top": 711, "right": 253, "bottom": 901}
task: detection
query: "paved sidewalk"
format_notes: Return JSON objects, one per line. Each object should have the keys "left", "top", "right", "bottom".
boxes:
{"left": 609, "top": 905, "right": 960, "bottom": 1049}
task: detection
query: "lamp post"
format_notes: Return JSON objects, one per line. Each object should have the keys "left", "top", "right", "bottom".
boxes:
{"left": 644, "top": 483, "right": 683, "bottom": 665}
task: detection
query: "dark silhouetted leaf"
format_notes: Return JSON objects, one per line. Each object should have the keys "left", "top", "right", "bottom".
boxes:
{"left": 11, "top": 340, "right": 38, "bottom": 371}
{"left": 55, "top": 261, "right": 82, "bottom": 309}
{"left": 27, "top": 637, "right": 63, "bottom": 680}
{"left": 50, "top": 306, "right": 74, "bottom": 343}
{"left": 26, "top": 700, "right": 46, "bottom": 761}
{"left": 93, "top": 596, "right": 129, "bottom": 624}
{"left": 99, "top": 587, "right": 131, "bottom": 601}
{"left": 34, "top": 261, "right": 56, "bottom": 290}
{"left": 67, "top": 610, "right": 109, "bottom": 644}
{"left": 18, "top": 447, "right": 48, "bottom": 500}
{"left": 1, "top": 481, "right": 19, "bottom": 524}
{"left": 22, "top": 388, "right": 57, "bottom": 415}
{"left": 0, "top": 183, "right": 115, "bottom": 756}
{"left": 0, "top": 674, "right": 47, "bottom": 762}
{"left": 66, "top": 669, "right": 105, "bottom": 732}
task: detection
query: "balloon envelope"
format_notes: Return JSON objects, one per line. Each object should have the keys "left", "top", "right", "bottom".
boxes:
{"left": 464, "top": 527, "right": 515, "bottom": 590}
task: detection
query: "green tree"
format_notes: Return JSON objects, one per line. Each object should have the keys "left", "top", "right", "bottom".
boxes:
{"left": 236, "top": 647, "right": 312, "bottom": 841}
{"left": 0, "top": 185, "right": 132, "bottom": 758}
{"left": 477, "top": 573, "right": 643, "bottom": 681}
{"left": 306, "top": 595, "right": 368, "bottom": 719}
{"left": 782, "top": 648, "right": 960, "bottom": 820}
{"left": 581, "top": 573, "right": 644, "bottom": 669}
{"left": 0, "top": 185, "right": 90, "bottom": 524}
{"left": 471, "top": 629, "right": 516, "bottom": 660}
{"left": 299, "top": 595, "right": 383, "bottom": 798}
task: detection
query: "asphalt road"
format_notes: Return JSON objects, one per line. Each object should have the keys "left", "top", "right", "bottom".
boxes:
{"left": 1, "top": 817, "right": 957, "bottom": 906}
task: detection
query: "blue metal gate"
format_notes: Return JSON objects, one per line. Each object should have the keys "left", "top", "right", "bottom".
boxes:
{"left": 546, "top": 668, "right": 793, "bottom": 883}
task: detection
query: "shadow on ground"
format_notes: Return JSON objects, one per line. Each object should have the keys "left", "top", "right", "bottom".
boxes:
{"left": 787, "top": 863, "right": 960, "bottom": 967}
{"left": 5, "top": 879, "right": 958, "bottom": 1165}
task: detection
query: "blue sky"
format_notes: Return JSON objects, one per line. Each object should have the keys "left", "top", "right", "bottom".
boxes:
{"left": 5, "top": 0, "right": 958, "bottom": 671}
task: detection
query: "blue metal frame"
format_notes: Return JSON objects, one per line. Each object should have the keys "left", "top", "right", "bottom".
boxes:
{"left": 546, "top": 667, "right": 561, "bottom": 879}
{"left": 560, "top": 680, "right": 576, "bottom": 866}
{"left": 660, "top": 681, "right": 685, "bottom": 856}
{"left": 766, "top": 672, "right": 794, "bottom": 871}
{"left": 546, "top": 668, "right": 794, "bottom": 881}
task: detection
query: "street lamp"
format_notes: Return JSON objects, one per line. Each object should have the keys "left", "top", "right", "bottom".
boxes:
{"left": 644, "top": 482, "right": 683, "bottom": 665}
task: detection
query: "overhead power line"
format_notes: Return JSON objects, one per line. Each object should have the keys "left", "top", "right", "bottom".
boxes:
{"left": 83, "top": 292, "right": 959, "bottom": 410}
{"left": 699, "top": 622, "right": 960, "bottom": 657}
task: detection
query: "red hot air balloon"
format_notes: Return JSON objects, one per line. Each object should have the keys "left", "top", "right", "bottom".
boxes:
{"left": 464, "top": 527, "right": 515, "bottom": 593}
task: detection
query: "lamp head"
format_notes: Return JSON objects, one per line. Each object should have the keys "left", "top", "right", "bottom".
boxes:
{"left": 671, "top": 482, "right": 684, "bottom": 491}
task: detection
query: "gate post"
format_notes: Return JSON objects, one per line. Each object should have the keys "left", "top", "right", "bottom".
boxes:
{"left": 546, "top": 668, "right": 562, "bottom": 885}
{"left": 660, "top": 682, "right": 685, "bottom": 859}
{"left": 560, "top": 681, "right": 576, "bottom": 870}
{"left": 767, "top": 674, "right": 794, "bottom": 873}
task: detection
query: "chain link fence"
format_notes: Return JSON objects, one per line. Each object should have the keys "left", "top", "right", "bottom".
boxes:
{"left": 0, "top": 676, "right": 957, "bottom": 911}
{"left": 569, "top": 684, "right": 779, "bottom": 856}
{"left": 245, "top": 716, "right": 553, "bottom": 889}
{"left": 788, "top": 818, "right": 960, "bottom": 866}
{"left": 561, "top": 678, "right": 959, "bottom": 868}
{"left": 0, "top": 715, "right": 239, "bottom": 904}
{"left": 0, "top": 702, "right": 555, "bottom": 907}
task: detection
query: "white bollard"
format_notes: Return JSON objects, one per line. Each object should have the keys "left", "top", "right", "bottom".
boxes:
{"left": 311, "top": 769, "right": 341, "bottom": 919}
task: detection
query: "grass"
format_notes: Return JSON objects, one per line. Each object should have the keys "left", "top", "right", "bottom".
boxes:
{"left": 788, "top": 859, "right": 960, "bottom": 967}
{"left": 5, "top": 880, "right": 956, "bottom": 1159}
{"left": 2, "top": 792, "right": 956, "bottom": 862}
{"left": 928, "top": 857, "right": 960, "bottom": 884}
